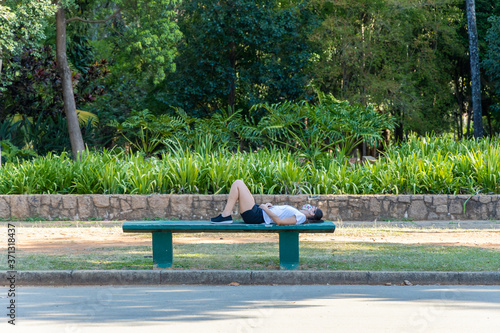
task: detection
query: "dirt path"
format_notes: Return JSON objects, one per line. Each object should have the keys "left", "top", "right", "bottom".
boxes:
{"left": 2, "top": 221, "right": 499, "bottom": 254}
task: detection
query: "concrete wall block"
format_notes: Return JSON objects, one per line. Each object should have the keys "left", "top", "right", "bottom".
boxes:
{"left": 462, "top": 200, "right": 475, "bottom": 219}
{"left": 110, "top": 197, "right": 121, "bottom": 209}
{"left": 316, "top": 201, "right": 328, "bottom": 215}
{"left": 389, "top": 203, "right": 407, "bottom": 217}
{"left": 436, "top": 205, "right": 448, "bottom": 213}
{"left": 329, "top": 199, "right": 348, "bottom": 208}
{"left": 50, "top": 195, "right": 63, "bottom": 208}
{"left": 58, "top": 207, "right": 78, "bottom": 220}
{"left": 327, "top": 207, "right": 339, "bottom": 219}
{"left": 77, "top": 196, "right": 93, "bottom": 220}
{"left": 121, "top": 208, "right": 148, "bottom": 220}
{"left": 131, "top": 195, "right": 147, "bottom": 210}
{"left": 274, "top": 196, "right": 289, "bottom": 204}
{"left": 351, "top": 210, "right": 362, "bottom": 219}
{"left": 349, "top": 198, "right": 363, "bottom": 208}
{"left": 62, "top": 195, "right": 77, "bottom": 209}
{"left": 211, "top": 195, "right": 228, "bottom": 211}
{"left": 408, "top": 200, "right": 428, "bottom": 220}
{"left": 93, "top": 195, "right": 110, "bottom": 208}
{"left": 198, "top": 195, "right": 215, "bottom": 201}
{"left": 479, "top": 205, "right": 489, "bottom": 220}
{"left": 433, "top": 195, "right": 449, "bottom": 205}
{"left": 27, "top": 195, "right": 41, "bottom": 210}
{"left": 327, "top": 200, "right": 339, "bottom": 208}
{"left": 40, "top": 204, "right": 53, "bottom": 219}
{"left": 120, "top": 198, "right": 132, "bottom": 213}
{"left": 386, "top": 196, "right": 398, "bottom": 202}
{"left": 256, "top": 195, "right": 276, "bottom": 204}
{"left": 26, "top": 195, "right": 41, "bottom": 218}
{"left": 288, "top": 195, "right": 308, "bottom": 204}
{"left": 449, "top": 200, "right": 464, "bottom": 215}
{"left": 195, "top": 199, "right": 218, "bottom": 212}
{"left": 95, "top": 207, "right": 113, "bottom": 220}
{"left": 0, "top": 196, "right": 10, "bottom": 219}
{"left": 487, "top": 202, "right": 495, "bottom": 214}
{"left": 370, "top": 197, "right": 381, "bottom": 215}
{"left": 398, "top": 195, "right": 411, "bottom": 203}
{"left": 479, "top": 196, "right": 492, "bottom": 203}
{"left": 11, "top": 196, "right": 29, "bottom": 219}
{"left": 334, "top": 207, "right": 348, "bottom": 220}
{"left": 148, "top": 195, "right": 168, "bottom": 218}
{"left": 41, "top": 195, "right": 51, "bottom": 206}
{"left": 473, "top": 195, "right": 482, "bottom": 202}
{"left": 169, "top": 195, "right": 194, "bottom": 220}
{"left": 428, "top": 212, "right": 439, "bottom": 220}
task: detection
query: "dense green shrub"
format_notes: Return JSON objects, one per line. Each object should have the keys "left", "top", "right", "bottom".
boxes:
{"left": 0, "top": 140, "right": 37, "bottom": 164}
{"left": 5, "top": 115, "right": 100, "bottom": 156}
{"left": 108, "top": 93, "right": 394, "bottom": 165}
{"left": 250, "top": 92, "right": 394, "bottom": 164}
{"left": 0, "top": 135, "right": 499, "bottom": 195}
{"left": 1, "top": 45, "right": 109, "bottom": 120}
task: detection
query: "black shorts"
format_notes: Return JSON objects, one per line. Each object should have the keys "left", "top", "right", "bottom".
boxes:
{"left": 241, "top": 204, "right": 265, "bottom": 224}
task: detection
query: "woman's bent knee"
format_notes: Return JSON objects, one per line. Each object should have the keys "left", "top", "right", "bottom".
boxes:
{"left": 233, "top": 179, "right": 245, "bottom": 187}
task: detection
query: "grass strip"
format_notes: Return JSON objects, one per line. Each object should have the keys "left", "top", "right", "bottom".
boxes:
{"left": 3, "top": 241, "right": 499, "bottom": 271}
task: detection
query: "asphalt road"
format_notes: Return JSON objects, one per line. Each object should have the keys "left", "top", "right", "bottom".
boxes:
{"left": 1, "top": 285, "right": 500, "bottom": 333}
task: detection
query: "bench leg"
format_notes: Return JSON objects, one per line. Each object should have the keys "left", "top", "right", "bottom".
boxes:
{"left": 152, "top": 231, "right": 173, "bottom": 269}
{"left": 279, "top": 231, "right": 299, "bottom": 270}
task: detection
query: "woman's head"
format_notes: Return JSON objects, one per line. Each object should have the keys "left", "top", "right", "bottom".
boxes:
{"left": 301, "top": 204, "right": 323, "bottom": 221}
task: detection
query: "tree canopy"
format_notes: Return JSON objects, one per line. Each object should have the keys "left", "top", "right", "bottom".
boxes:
{"left": 1, "top": 0, "right": 500, "bottom": 157}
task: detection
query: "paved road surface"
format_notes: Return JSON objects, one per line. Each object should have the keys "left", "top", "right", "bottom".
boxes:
{"left": 1, "top": 285, "right": 500, "bottom": 332}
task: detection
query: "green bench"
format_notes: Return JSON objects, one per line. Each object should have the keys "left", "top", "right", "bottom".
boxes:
{"left": 122, "top": 220, "right": 336, "bottom": 270}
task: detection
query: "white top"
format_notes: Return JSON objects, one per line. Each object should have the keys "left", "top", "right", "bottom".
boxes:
{"left": 262, "top": 205, "right": 307, "bottom": 225}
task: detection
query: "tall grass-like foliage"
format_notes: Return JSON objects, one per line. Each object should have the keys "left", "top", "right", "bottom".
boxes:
{"left": 0, "top": 135, "right": 499, "bottom": 195}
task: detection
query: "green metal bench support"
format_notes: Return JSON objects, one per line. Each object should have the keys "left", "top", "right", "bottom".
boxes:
{"left": 152, "top": 231, "right": 173, "bottom": 269}
{"left": 279, "top": 231, "right": 300, "bottom": 270}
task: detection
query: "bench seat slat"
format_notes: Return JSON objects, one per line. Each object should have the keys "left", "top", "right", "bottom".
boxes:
{"left": 123, "top": 220, "right": 336, "bottom": 233}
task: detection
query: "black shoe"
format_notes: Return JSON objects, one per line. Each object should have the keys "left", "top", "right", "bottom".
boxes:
{"left": 210, "top": 214, "right": 233, "bottom": 224}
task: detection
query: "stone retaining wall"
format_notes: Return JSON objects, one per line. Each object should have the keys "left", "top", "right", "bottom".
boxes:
{"left": 0, "top": 194, "right": 499, "bottom": 221}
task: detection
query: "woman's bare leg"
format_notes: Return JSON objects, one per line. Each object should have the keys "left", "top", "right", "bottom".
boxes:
{"left": 221, "top": 180, "right": 256, "bottom": 217}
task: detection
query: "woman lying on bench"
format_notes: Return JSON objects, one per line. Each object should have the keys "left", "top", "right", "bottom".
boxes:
{"left": 211, "top": 180, "right": 323, "bottom": 225}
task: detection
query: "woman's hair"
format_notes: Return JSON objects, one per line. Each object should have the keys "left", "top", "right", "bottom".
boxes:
{"left": 307, "top": 208, "right": 323, "bottom": 222}
{"left": 314, "top": 208, "right": 323, "bottom": 220}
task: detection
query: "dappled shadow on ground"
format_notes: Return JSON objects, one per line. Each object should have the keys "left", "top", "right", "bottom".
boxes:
{"left": 12, "top": 285, "right": 500, "bottom": 325}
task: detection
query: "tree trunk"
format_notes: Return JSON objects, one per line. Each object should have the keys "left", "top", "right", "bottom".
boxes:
{"left": 453, "top": 76, "right": 464, "bottom": 139}
{"left": 56, "top": 5, "right": 85, "bottom": 159}
{"left": 466, "top": 102, "right": 472, "bottom": 138}
{"left": 466, "top": 0, "right": 483, "bottom": 139}
{"left": 394, "top": 121, "right": 404, "bottom": 143}
{"left": 483, "top": 99, "right": 493, "bottom": 137}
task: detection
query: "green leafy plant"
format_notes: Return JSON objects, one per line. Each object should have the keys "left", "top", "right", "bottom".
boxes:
{"left": 0, "top": 140, "right": 37, "bottom": 164}
{"left": 1, "top": 135, "right": 499, "bottom": 195}
{"left": 251, "top": 92, "right": 394, "bottom": 165}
